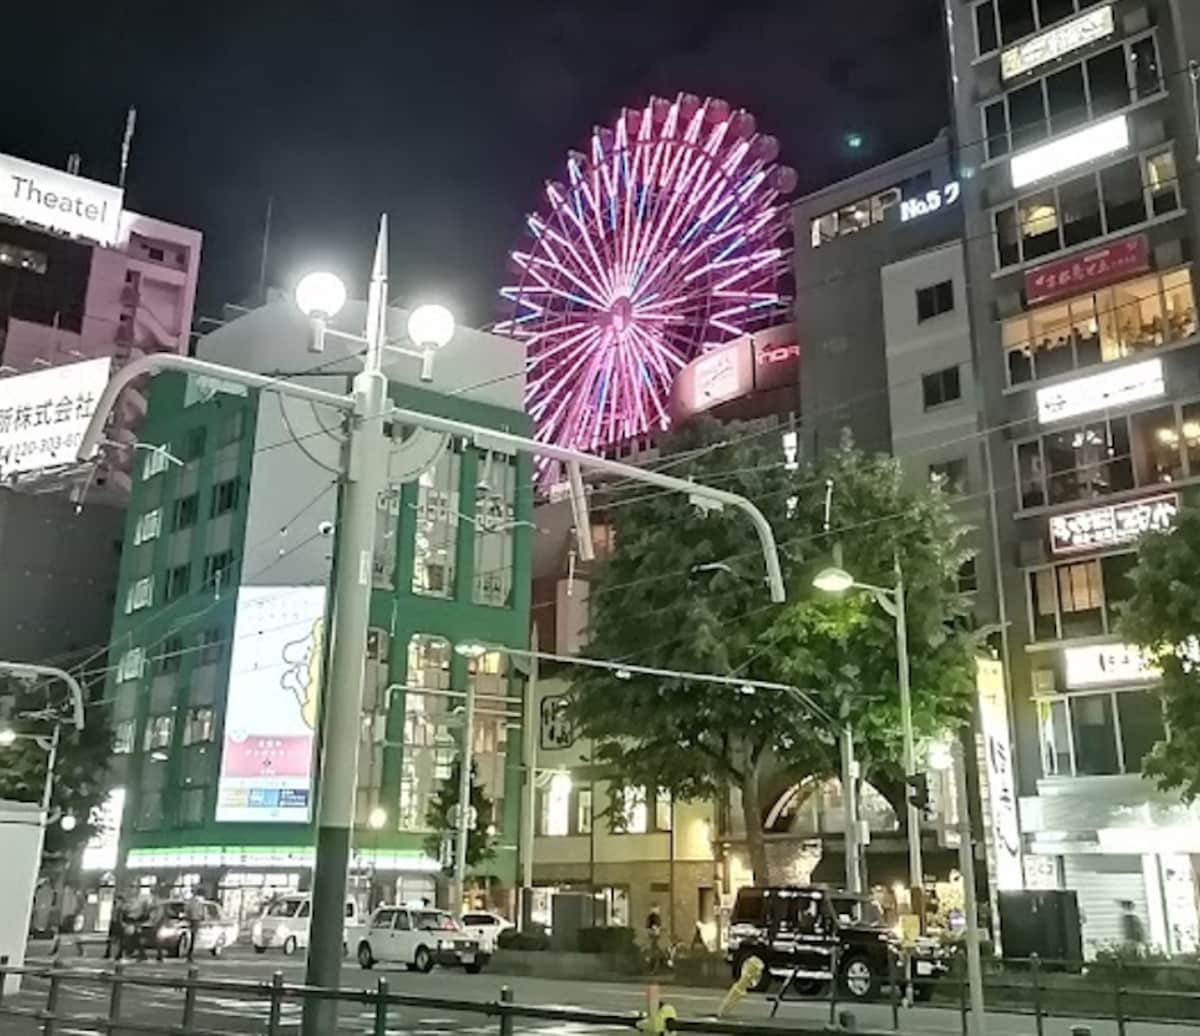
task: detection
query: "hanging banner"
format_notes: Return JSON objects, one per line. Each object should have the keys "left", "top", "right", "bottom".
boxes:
{"left": 977, "top": 658, "right": 1023, "bottom": 890}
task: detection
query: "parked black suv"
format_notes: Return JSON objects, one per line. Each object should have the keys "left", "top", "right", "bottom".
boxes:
{"left": 726, "top": 885, "right": 951, "bottom": 1000}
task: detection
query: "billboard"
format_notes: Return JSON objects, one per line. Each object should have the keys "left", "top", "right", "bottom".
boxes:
{"left": 0, "top": 152, "right": 123, "bottom": 246}
{"left": 0, "top": 358, "right": 111, "bottom": 478}
{"left": 977, "top": 659, "right": 1023, "bottom": 891}
{"left": 215, "top": 585, "right": 327, "bottom": 823}
{"left": 80, "top": 787, "right": 126, "bottom": 872}
{"left": 1049, "top": 493, "right": 1178, "bottom": 555}
{"left": 1025, "top": 234, "right": 1149, "bottom": 306}
{"left": 670, "top": 323, "right": 798, "bottom": 420}
{"left": 1036, "top": 357, "right": 1164, "bottom": 424}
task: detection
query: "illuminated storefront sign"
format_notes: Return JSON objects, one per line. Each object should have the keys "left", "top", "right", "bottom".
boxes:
{"left": 215, "top": 585, "right": 327, "bottom": 823}
{"left": 752, "top": 325, "right": 800, "bottom": 392}
{"left": 0, "top": 357, "right": 111, "bottom": 479}
{"left": 0, "top": 152, "right": 123, "bottom": 246}
{"left": 1064, "top": 643, "right": 1160, "bottom": 688}
{"left": 1050, "top": 493, "right": 1179, "bottom": 555}
{"left": 670, "top": 324, "right": 797, "bottom": 419}
{"left": 80, "top": 787, "right": 126, "bottom": 872}
{"left": 1025, "top": 235, "right": 1149, "bottom": 306}
{"left": 1011, "top": 114, "right": 1128, "bottom": 189}
{"left": 977, "top": 659, "right": 1023, "bottom": 890}
{"left": 1036, "top": 357, "right": 1164, "bottom": 424}
{"left": 1002, "top": 5, "right": 1115, "bottom": 80}
{"left": 900, "top": 182, "right": 961, "bottom": 223}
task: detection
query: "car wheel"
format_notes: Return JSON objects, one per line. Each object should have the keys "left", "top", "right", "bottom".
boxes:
{"left": 414, "top": 945, "right": 434, "bottom": 973}
{"left": 840, "top": 956, "right": 879, "bottom": 1000}
{"left": 282, "top": 936, "right": 298, "bottom": 957}
{"left": 734, "top": 952, "right": 772, "bottom": 993}
{"left": 253, "top": 945, "right": 267, "bottom": 954}
{"left": 211, "top": 936, "right": 225, "bottom": 958}
{"left": 911, "top": 983, "right": 934, "bottom": 1003}
{"left": 358, "top": 942, "right": 375, "bottom": 970}
{"left": 176, "top": 934, "right": 190, "bottom": 959}
{"left": 464, "top": 962, "right": 483, "bottom": 975}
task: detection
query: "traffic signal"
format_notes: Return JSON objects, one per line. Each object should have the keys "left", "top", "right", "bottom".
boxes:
{"left": 906, "top": 772, "right": 931, "bottom": 818}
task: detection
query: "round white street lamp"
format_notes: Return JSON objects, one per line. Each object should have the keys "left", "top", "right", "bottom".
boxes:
{"left": 812, "top": 566, "right": 855, "bottom": 593}
{"left": 367, "top": 806, "right": 387, "bottom": 831}
{"left": 60, "top": 814, "right": 77, "bottom": 832}
{"left": 0, "top": 728, "right": 15, "bottom": 746}
{"left": 408, "top": 304, "right": 456, "bottom": 382}
{"left": 295, "top": 272, "right": 348, "bottom": 354}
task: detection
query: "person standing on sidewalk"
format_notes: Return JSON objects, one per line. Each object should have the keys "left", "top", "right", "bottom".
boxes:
{"left": 184, "top": 890, "right": 206, "bottom": 962}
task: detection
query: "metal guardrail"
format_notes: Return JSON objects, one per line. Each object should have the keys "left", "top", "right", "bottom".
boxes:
{"left": 0, "top": 959, "right": 896, "bottom": 1036}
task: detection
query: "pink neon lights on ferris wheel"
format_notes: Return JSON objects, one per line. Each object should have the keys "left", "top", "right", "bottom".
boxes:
{"left": 496, "top": 92, "right": 796, "bottom": 484}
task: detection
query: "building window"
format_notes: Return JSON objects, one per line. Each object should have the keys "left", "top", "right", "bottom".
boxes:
{"left": 165, "top": 564, "right": 191, "bottom": 602}
{"left": 143, "top": 715, "right": 173, "bottom": 752}
{"left": 135, "top": 790, "right": 164, "bottom": 831}
{"left": 1039, "top": 689, "right": 1164, "bottom": 778}
{"left": 181, "top": 426, "right": 206, "bottom": 463}
{"left": 577, "top": 788, "right": 593, "bottom": 835}
{"left": 975, "top": 0, "right": 999, "bottom": 55}
{"left": 1028, "top": 552, "right": 1137, "bottom": 641}
{"left": 142, "top": 446, "right": 171, "bottom": 481}
{"left": 113, "top": 720, "right": 135, "bottom": 754}
{"left": 922, "top": 366, "right": 962, "bottom": 410}
{"left": 1004, "top": 268, "right": 1197, "bottom": 387}
{"left": 133, "top": 508, "right": 162, "bottom": 546}
{"left": 398, "top": 634, "right": 453, "bottom": 831}
{"left": 219, "top": 410, "right": 245, "bottom": 446}
{"left": 125, "top": 576, "right": 154, "bottom": 613}
{"left": 992, "top": 149, "right": 1179, "bottom": 270}
{"left": 655, "top": 788, "right": 673, "bottom": 832}
{"left": 930, "top": 457, "right": 969, "bottom": 494}
{"left": 117, "top": 647, "right": 145, "bottom": 683}
{"left": 540, "top": 773, "right": 573, "bottom": 837}
{"left": 810, "top": 184, "right": 902, "bottom": 248}
{"left": 981, "top": 34, "right": 1162, "bottom": 161}
{"left": 474, "top": 453, "right": 517, "bottom": 607}
{"left": 172, "top": 494, "right": 199, "bottom": 531}
{"left": 158, "top": 634, "right": 184, "bottom": 674}
{"left": 0, "top": 242, "right": 48, "bottom": 274}
{"left": 998, "top": 0, "right": 1035, "bottom": 45}
{"left": 209, "top": 478, "right": 240, "bottom": 517}
{"left": 615, "top": 786, "right": 648, "bottom": 834}
{"left": 183, "top": 707, "right": 214, "bottom": 746}
{"left": 198, "top": 628, "right": 223, "bottom": 666}
{"left": 958, "top": 558, "right": 979, "bottom": 594}
{"left": 412, "top": 446, "right": 461, "bottom": 598}
{"left": 202, "top": 550, "right": 235, "bottom": 587}
{"left": 916, "top": 280, "right": 955, "bottom": 322}
{"left": 179, "top": 787, "right": 206, "bottom": 827}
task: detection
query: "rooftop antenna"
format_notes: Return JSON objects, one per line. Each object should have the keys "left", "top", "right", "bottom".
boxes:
{"left": 66, "top": 153, "right": 81, "bottom": 175}
{"left": 257, "top": 195, "right": 273, "bottom": 303}
{"left": 118, "top": 107, "right": 137, "bottom": 190}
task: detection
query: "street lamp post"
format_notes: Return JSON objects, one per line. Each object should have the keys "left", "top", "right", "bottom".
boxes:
{"left": 813, "top": 553, "right": 923, "bottom": 911}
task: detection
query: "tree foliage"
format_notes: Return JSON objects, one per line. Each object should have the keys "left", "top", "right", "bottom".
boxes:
{"left": 0, "top": 675, "right": 113, "bottom": 864}
{"left": 423, "top": 760, "right": 497, "bottom": 872}
{"left": 570, "top": 419, "right": 978, "bottom": 883}
{"left": 1118, "top": 508, "right": 1200, "bottom": 800}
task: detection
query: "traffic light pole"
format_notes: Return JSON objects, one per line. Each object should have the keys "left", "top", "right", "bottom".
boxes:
{"left": 894, "top": 554, "right": 924, "bottom": 918}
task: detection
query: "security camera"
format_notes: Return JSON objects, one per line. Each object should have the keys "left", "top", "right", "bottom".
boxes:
{"left": 318, "top": 520, "right": 335, "bottom": 537}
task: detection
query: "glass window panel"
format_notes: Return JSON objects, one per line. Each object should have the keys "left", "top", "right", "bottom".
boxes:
{"left": 412, "top": 447, "right": 461, "bottom": 598}
{"left": 995, "top": 207, "right": 1020, "bottom": 268}
{"left": 1017, "top": 439, "right": 1046, "bottom": 508}
{"left": 976, "top": 0, "right": 999, "bottom": 54}
{"left": 1020, "top": 192, "right": 1061, "bottom": 260}
{"left": 1100, "top": 160, "right": 1146, "bottom": 233}
{"left": 1181, "top": 402, "right": 1200, "bottom": 474}
{"left": 1093, "top": 287, "right": 1125, "bottom": 363}
{"left": 998, "top": 0, "right": 1036, "bottom": 44}
{"left": 1009, "top": 81, "right": 1049, "bottom": 152}
{"left": 1004, "top": 316, "right": 1034, "bottom": 384}
{"left": 837, "top": 200, "right": 871, "bottom": 237}
{"left": 1038, "top": 0, "right": 1076, "bottom": 25}
{"left": 1117, "top": 691, "right": 1164, "bottom": 772}
{"left": 474, "top": 455, "right": 516, "bottom": 606}
{"left": 1046, "top": 65, "right": 1088, "bottom": 136}
{"left": 618, "top": 787, "right": 648, "bottom": 834}
{"left": 1162, "top": 269, "right": 1197, "bottom": 343}
{"left": 1071, "top": 694, "right": 1120, "bottom": 775}
{"left": 1069, "top": 294, "right": 1102, "bottom": 369}
{"left": 1101, "top": 552, "right": 1138, "bottom": 611}
{"left": 1039, "top": 699, "right": 1072, "bottom": 777}
{"left": 871, "top": 188, "right": 901, "bottom": 224}
{"left": 1031, "top": 568, "right": 1058, "bottom": 640}
{"left": 399, "top": 635, "right": 454, "bottom": 832}
{"left": 1030, "top": 301, "right": 1073, "bottom": 378}
{"left": 1058, "top": 174, "right": 1102, "bottom": 248}
{"left": 813, "top": 213, "right": 837, "bottom": 247}
{"left": 1045, "top": 426, "right": 1085, "bottom": 504}
{"left": 1112, "top": 276, "right": 1164, "bottom": 355}
{"left": 577, "top": 788, "right": 593, "bottom": 835}
{"left": 1108, "top": 418, "right": 1134, "bottom": 493}
{"left": 655, "top": 789, "right": 672, "bottom": 831}
{"left": 1145, "top": 151, "right": 1180, "bottom": 217}
{"left": 1130, "top": 35, "right": 1163, "bottom": 99}
{"left": 985, "top": 101, "right": 1010, "bottom": 161}
{"left": 1130, "top": 406, "right": 1183, "bottom": 485}
{"left": 1086, "top": 47, "right": 1131, "bottom": 117}
{"left": 1057, "top": 560, "right": 1103, "bottom": 637}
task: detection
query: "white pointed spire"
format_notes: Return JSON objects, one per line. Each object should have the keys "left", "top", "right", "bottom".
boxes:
{"left": 365, "top": 213, "right": 388, "bottom": 365}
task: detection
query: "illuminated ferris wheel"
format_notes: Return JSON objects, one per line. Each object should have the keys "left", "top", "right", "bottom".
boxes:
{"left": 497, "top": 92, "right": 796, "bottom": 484}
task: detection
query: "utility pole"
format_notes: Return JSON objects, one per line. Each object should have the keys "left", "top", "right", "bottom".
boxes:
{"left": 894, "top": 553, "right": 924, "bottom": 917}
{"left": 953, "top": 737, "right": 987, "bottom": 1036}
{"left": 451, "top": 678, "right": 477, "bottom": 914}
{"left": 839, "top": 716, "right": 861, "bottom": 894}
{"left": 300, "top": 219, "right": 389, "bottom": 1036}
{"left": 520, "top": 626, "right": 539, "bottom": 929}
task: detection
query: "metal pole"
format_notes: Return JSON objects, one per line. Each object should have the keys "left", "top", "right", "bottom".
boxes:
{"left": 840, "top": 720, "right": 861, "bottom": 894}
{"left": 41, "top": 723, "right": 60, "bottom": 813}
{"left": 452, "top": 679, "right": 477, "bottom": 915}
{"left": 520, "top": 627, "right": 539, "bottom": 929}
{"left": 952, "top": 738, "right": 986, "bottom": 1036}
{"left": 301, "top": 217, "right": 390, "bottom": 1036}
{"left": 895, "top": 555, "right": 923, "bottom": 912}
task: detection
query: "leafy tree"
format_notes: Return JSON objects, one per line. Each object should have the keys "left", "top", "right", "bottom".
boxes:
{"left": 570, "top": 419, "right": 977, "bottom": 884}
{"left": 0, "top": 675, "right": 113, "bottom": 864}
{"left": 1118, "top": 508, "right": 1200, "bottom": 800}
{"left": 423, "top": 760, "right": 497, "bottom": 872}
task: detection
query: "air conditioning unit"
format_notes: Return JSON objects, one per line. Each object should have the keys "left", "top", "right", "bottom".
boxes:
{"left": 1032, "top": 669, "right": 1057, "bottom": 696}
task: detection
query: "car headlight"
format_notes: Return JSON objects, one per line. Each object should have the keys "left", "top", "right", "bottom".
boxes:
{"left": 157, "top": 926, "right": 171, "bottom": 939}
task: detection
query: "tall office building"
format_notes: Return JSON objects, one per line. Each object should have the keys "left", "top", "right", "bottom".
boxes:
{"left": 946, "top": 0, "right": 1200, "bottom": 952}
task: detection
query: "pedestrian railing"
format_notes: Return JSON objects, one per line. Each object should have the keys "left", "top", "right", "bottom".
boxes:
{"left": 0, "top": 959, "right": 896, "bottom": 1036}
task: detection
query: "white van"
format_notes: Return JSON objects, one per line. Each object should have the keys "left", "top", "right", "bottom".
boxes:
{"left": 251, "top": 894, "right": 361, "bottom": 955}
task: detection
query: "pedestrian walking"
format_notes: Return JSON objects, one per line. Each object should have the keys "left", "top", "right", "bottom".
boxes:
{"left": 105, "top": 895, "right": 125, "bottom": 960}
{"left": 185, "top": 890, "right": 206, "bottom": 962}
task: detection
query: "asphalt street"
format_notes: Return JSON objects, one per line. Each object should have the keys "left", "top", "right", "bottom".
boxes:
{"left": 0, "top": 947, "right": 1186, "bottom": 1036}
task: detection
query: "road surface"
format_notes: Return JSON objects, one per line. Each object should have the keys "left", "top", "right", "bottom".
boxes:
{"left": 0, "top": 946, "right": 1185, "bottom": 1036}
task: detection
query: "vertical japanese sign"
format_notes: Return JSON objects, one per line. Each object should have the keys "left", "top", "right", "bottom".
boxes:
{"left": 977, "top": 658, "right": 1023, "bottom": 890}
{"left": 0, "top": 358, "right": 111, "bottom": 478}
{"left": 215, "top": 585, "right": 327, "bottom": 823}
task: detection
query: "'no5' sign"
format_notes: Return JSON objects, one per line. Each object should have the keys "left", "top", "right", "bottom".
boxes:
{"left": 900, "top": 182, "right": 961, "bottom": 223}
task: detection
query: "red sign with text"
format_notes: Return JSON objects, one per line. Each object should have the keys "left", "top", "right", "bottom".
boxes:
{"left": 1025, "top": 235, "right": 1150, "bottom": 305}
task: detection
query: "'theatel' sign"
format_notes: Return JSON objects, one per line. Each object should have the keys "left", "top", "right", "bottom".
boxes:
{"left": 0, "top": 152, "right": 123, "bottom": 246}
{"left": 1049, "top": 493, "right": 1179, "bottom": 555}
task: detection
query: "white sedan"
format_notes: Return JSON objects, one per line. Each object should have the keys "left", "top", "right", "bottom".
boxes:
{"left": 459, "top": 911, "right": 512, "bottom": 953}
{"left": 356, "top": 906, "right": 486, "bottom": 974}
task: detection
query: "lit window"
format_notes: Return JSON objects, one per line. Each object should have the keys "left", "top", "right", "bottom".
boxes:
{"left": 142, "top": 446, "right": 170, "bottom": 481}
{"left": 143, "top": 715, "right": 173, "bottom": 751}
{"left": 542, "top": 773, "right": 572, "bottom": 837}
{"left": 113, "top": 720, "right": 135, "bottom": 754}
{"left": 117, "top": 648, "right": 145, "bottom": 683}
{"left": 183, "top": 707, "right": 214, "bottom": 746}
{"left": 577, "top": 788, "right": 593, "bottom": 835}
{"left": 133, "top": 508, "right": 161, "bottom": 546}
{"left": 0, "top": 242, "right": 47, "bottom": 274}
{"left": 618, "top": 786, "right": 648, "bottom": 834}
{"left": 399, "top": 635, "right": 453, "bottom": 831}
{"left": 929, "top": 458, "right": 969, "bottom": 494}
{"left": 125, "top": 576, "right": 153, "bottom": 613}
{"left": 413, "top": 447, "right": 461, "bottom": 598}
{"left": 655, "top": 788, "right": 672, "bottom": 832}
{"left": 474, "top": 452, "right": 517, "bottom": 607}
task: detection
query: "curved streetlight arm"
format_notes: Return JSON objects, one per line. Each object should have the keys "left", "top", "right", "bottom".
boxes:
{"left": 75, "top": 354, "right": 355, "bottom": 463}
{"left": 0, "top": 662, "right": 84, "bottom": 731}
{"left": 390, "top": 405, "right": 787, "bottom": 603}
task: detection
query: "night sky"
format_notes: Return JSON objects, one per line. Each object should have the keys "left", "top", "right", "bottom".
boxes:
{"left": 0, "top": 1, "right": 947, "bottom": 327}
